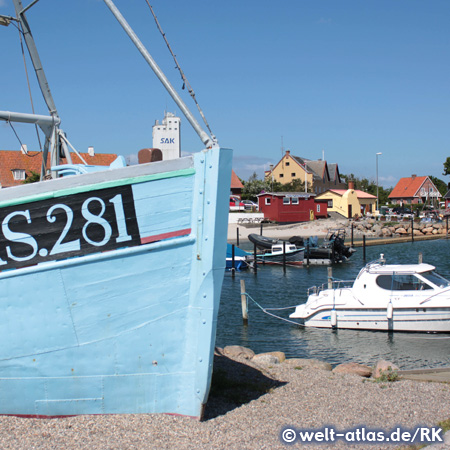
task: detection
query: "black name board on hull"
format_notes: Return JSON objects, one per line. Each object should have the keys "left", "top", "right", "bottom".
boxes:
{"left": 0, "top": 185, "right": 141, "bottom": 271}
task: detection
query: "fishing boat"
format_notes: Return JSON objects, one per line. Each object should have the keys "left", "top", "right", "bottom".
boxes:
{"left": 255, "top": 242, "right": 305, "bottom": 266}
{"left": 0, "top": 1, "right": 231, "bottom": 419}
{"left": 289, "top": 254, "right": 450, "bottom": 332}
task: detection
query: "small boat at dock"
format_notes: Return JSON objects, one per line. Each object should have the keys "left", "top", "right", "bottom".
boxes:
{"left": 248, "top": 228, "right": 354, "bottom": 265}
{"left": 290, "top": 254, "right": 450, "bottom": 332}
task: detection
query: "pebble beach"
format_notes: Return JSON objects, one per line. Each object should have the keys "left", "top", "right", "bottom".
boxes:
{"left": 2, "top": 349, "right": 450, "bottom": 450}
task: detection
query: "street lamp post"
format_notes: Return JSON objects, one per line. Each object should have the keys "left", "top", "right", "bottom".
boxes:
{"left": 376, "top": 152, "right": 382, "bottom": 212}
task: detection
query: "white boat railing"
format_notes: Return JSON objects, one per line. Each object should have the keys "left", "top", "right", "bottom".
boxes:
{"left": 308, "top": 280, "right": 353, "bottom": 296}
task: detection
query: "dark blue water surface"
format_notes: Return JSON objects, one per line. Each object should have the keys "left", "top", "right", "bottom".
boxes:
{"left": 216, "top": 238, "right": 450, "bottom": 369}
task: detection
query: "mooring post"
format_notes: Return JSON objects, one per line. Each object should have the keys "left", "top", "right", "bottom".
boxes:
{"left": 447, "top": 216, "right": 449, "bottom": 236}
{"left": 306, "top": 242, "right": 310, "bottom": 267}
{"left": 363, "top": 235, "right": 366, "bottom": 260}
{"left": 240, "top": 279, "right": 248, "bottom": 325}
{"left": 418, "top": 252, "right": 423, "bottom": 264}
{"left": 260, "top": 221, "right": 263, "bottom": 235}
{"left": 328, "top": 266, "right": 333, "bottom": 289}
{"left": 283, "top": 241, "right": 286, "bottom": 272}
{"left": 236, "top": 227, "right": 240, "bottom": 247}
{"left": 231, "top": 244, "right": 235, "bottom": 277}
{"left": 253, "top": 243, "right": 257, "bottom": 273}
{"left": 411, "top": 217, "right": 414, "bottom": 242}
{"left": 351, "top": 223, "right": 354, "bottom": 247}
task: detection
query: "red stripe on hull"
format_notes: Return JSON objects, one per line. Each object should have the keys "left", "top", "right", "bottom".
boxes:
{"left": 141, "top": 228, "right": 191, "bottom": 244}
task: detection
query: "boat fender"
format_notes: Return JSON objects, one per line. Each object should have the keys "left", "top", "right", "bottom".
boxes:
{"left": 387, "top": 301, "right": 393, "bottom": 320}
{"left": 330, "top": 309, "right": 337, "bottom": 327}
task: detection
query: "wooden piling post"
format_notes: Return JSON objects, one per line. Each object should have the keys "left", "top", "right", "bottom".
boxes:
{"left": 351, "top": 223, "right": 354, "bottom": 247}
{"left": 236, "top": 227, "right": 240, "bottom": 247}
{"left": 260, "top": 221, "right": 263, "bottom": 236}
{"left": 282, "top": 241, "right": 286, "bottom": 272}
{"left": 240, "top": 279, "right": 248, "bottom": 325}
{"left": 231, "top": 244, "right": 235, "bottom": 277}
{"left": 253, "top": 243, "right": 257, "bottom": 273}
{"left": 363, "top": 235, "right": 366, "bottom": 260}
{"left": 328, "top": 266, "right": 333, "bottom": 289}
{"left": 306, "top": 242, "right": 310, "bottom": 267}
{"left": 411, "top": 217, "right": 414, "bottom": 242}
{"left": 418, "top": 252, "right": 423, "bottom": 264}
{"left": 447, "top": 216, "right": 449, "bottom": 236}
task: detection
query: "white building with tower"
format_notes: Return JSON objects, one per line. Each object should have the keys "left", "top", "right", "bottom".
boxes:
{"left": 152, "top": 112, "right": 181, "bottom": 160}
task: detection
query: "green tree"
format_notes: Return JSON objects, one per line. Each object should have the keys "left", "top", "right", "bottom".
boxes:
{"left": 443, "top": 157, "right": 450, "bottom": 176}
{"left": 22, "top": 170, "right": 41, "bottom": 184}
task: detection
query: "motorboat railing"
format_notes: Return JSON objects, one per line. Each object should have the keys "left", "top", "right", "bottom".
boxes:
{"left": 307, "top": 279, "right": 353, "bottom": 296}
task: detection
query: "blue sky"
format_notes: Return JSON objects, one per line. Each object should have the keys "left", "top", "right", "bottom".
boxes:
{"left": 1, "top": 0, "right": 449, "bottom": 188}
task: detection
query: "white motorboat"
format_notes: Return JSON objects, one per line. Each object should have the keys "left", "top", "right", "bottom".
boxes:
{"left": 290, "top": 254, "right": 450, "bottom": 332}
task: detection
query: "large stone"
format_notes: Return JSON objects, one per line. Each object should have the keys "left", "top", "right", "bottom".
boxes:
{"left": 252, "top": 354, "right": 279, "bottom": 365}
{"left": 256, "top": 351, "right": 286, "bottom": 363}
{"left": 373, "top": 360, "right": 399, "bottom": 379}
{"left": 285, "top": 358, "right": 332, "bottom": 371}
{"left": 332, "top": 362, "right": 372, "bottom": 378}
{"left": 223, "top": 345, "right": 255, "bottom": 360}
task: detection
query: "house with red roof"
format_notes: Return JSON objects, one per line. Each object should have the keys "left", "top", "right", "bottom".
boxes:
{"left": 388, "top": 175, "right": 441, "bottom": 205}
{"left": 0, "top": 149, "right": 118, "bottom": 188}
{"left": 316, "top": 182, "right": 377, "bottom": 218}
{"left": 230, "top": 169, "right": 243, "bottom": 197}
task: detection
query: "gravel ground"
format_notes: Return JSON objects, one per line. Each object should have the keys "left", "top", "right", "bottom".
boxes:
{"left": 1, "top": 352, "right": 450, "bottom": 450}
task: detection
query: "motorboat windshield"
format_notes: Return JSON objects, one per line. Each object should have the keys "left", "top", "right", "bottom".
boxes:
{"left": 420, "top": 270, "right": 450, "bottom": 289}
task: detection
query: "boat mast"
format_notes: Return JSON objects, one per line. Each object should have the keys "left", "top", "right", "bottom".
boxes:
{"left": 102, "top": 0, "right": 217, "bottom": 148}
{"left": 6, "top": 0, "right": 72, "bottom": 177}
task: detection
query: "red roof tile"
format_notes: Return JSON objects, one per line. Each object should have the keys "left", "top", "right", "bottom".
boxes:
{"left": 0, "top": 150, "right": 118, "bottom": 188}
{"left": 388, "top": 176, "right": 427, "bottom": 199}
{"left": 231, "top": 170, "right": 243, "bottom": 189}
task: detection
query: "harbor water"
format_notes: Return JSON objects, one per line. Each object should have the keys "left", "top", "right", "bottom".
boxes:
{"left": 216, "top": 238, "right": 450, "bottom": 369}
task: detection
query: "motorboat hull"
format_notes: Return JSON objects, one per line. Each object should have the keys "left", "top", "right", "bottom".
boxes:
{"left": 299, "top": 306, "right": 450, "bottom": 332}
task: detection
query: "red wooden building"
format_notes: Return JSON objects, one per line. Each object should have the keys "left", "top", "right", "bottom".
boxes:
{"left": 257, "top": 192, "right": 328, "bottom": 223}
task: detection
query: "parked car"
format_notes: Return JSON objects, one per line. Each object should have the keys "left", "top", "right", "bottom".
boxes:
{"left": 230, "top": 196, "right": 245, "bottom": 211}
{"left": 241, "top": 200, "right": 259, "bottom": 211}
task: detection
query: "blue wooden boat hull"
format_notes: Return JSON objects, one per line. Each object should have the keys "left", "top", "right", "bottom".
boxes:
{"left": 0, "top": 147, "right": 232, "bottom": 418}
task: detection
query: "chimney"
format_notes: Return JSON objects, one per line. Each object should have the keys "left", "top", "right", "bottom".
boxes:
{"left": 348, "top": 180, "right": 355, "bottom": 190}
{"left": 88, "top": 146, "right": 95, "bottom": 157}
{"left": 20, "top": 144, "right": 28, "bottom": 154}
{"left": 411, "top": 174, "right": 416, "bottom": 179}
{"left": 285, "top": 150, "right": 290, "bottom": 156}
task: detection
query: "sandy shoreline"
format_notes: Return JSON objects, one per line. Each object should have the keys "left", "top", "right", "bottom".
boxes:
{"left": 227, "top": 217, "right": 349, "bottom": 242}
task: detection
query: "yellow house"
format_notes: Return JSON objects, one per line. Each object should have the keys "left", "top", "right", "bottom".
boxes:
{"left": 316, "top": 185, "right": 377, "bottom": 218}
{"left": 265, "top": 150, "right": 347, "bottom": 194}
{"left": 265, "top": 150, "right": 314, "bottom": 190}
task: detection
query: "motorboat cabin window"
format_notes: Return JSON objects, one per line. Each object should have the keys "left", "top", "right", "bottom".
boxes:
{"left": 376, "top": 274, "right": 433, "bottom": 291}
{"left": 421, "top": 271, "right": 450, "bottom": 288}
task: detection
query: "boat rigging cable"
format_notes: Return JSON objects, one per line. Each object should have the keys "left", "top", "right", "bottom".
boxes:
{"left": 243, "top": 291, "right": 305, "bottom": 327}
{"left": 144, "top": 1, "right": 217, "bottom": 144}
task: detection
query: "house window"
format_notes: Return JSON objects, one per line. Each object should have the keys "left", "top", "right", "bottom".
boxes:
{"left": 286, "top": 161, "right": 290, "bottom": 166}
{"left": 291, "top": 173, "right": 296, "bottom": 177}
{"left": 292, "top": 197, "right": 299, "bottom": 205}
{"left": 317, "top": 204, "right": 321, "bottom": 212}
{"left": 283, "top": 197, "right": 290, "bottom": 205}
{"left": 11, "top": 169, "right": 26, "bottom": 181}
{"left": 265, "top": 197, "right": 271, "bottom": 205}
{"left": 327, "top": 200, "right": 333, "bottom": 208}
{"left": 279, "top": 174, "right": 284, "bottom": 178}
